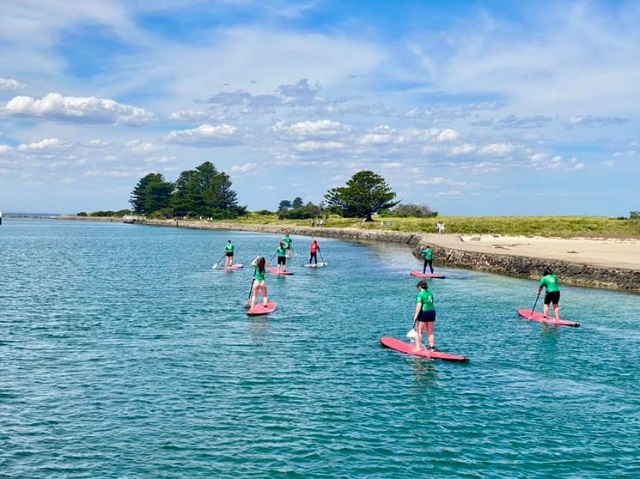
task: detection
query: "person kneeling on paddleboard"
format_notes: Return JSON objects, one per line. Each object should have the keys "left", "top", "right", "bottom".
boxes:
{"left": 538, "top": 268, "right": 561, "bottom": 322}
{"left": 250, "top": 256, "right": 269, "bottom": 309}
{"left": 414, "top": 280, "right": 436, "bottom": 351}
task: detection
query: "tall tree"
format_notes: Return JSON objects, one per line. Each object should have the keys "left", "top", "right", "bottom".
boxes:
{"left": 325, "top": 170, "right": 399, "bottom": 221}
{"left": 129, "top": 173, "right": 174, "bottom": 214}
{"left": 292, "top": 197, "right": 304, "bottom": 209}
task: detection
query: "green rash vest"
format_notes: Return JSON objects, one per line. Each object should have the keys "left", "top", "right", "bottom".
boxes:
{"left": 422, "top": 248, "right": 433, "bottom": 260}
{"left": 277, "top": 247, "right": 287, "bottom": 258}
{"left": 539, "top": 274, "right": 560, "bottom": 292}
{"left": 225, "top": 243, "right": 234, "bottom": 253}
{"left": 282, "top": 237, "right": 292, "bottom": 249}
{"left": 254, "top": 266, "right": 266, "bottom": 282}
{"left": 416, "top": 289, "right": 435, "bottom": 312}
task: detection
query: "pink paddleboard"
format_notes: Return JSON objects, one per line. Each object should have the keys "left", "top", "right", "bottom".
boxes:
{"left": 223, "top": 264, "right": 243, "bottom": 270}
{"left": 518, "top": 309, "right": 580, "bottom": 327}
{"left": 268, "top": 268, "right": 294, "bottom": 276}
{"left": 380, "top": 337, "right": 469, "bottom": 362}
{"left": 247, "top": 301, "right": 277, "bottom": 316}
{"left": 410, "top": 271, "right": 446, "bottom": 279}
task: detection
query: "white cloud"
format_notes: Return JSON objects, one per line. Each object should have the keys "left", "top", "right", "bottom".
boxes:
{"left": 0, "top": 77, "right": 25, "bottom": 90}
{"left": 231, "top": 162, "right": 258, "bottom": 174}
{"left": 0, "top": 145, "right": 13, "bottom": 155}
{"left": 478, "top": 143, "right": 515, "bottom": 157}
{"left": 294, "top": 140, "right": 345, "bottom": 151}
{"left": 450, "top": 143, "right": 476, "bottom": 156}
{"left": 17, "top": 138, "right": 66, "bottom": 151}
{"left": 165, "top": 124, "right": 241, "bottom": 145}
{"left": 436, "top": 128, "right": 459, "bottom": 142}
{"left": 4, "top": 93, "right": 155, "bottom": 125}
{"left": 272, "top": 120, "right": 349, "bottom": 138}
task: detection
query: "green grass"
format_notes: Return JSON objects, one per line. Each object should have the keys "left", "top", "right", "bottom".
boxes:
{"left": 222, "top": 214, "right": 640, "bottom": 238}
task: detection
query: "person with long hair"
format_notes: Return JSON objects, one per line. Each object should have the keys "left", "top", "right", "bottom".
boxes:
{"left": 414, "top": 280, "right": 436, "bottom": 351}
{"left": 250, "top": 256, "right": 269, "bottom": 310}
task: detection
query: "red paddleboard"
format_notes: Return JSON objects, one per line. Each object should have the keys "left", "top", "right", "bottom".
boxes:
{"left": 268, "top": 268, "right": 294, "bottom": 275}
{"left": 223, "top": 264, "right": 243, "bottom": 270}
{"left": 518, "top": 309, "right": 580, "bottom": 327}
{"left": 247, "top": 301, "right": 277, "bottom": 316}
{"left": 380, "top": 337, "right": 469, "bottom": 362}
{"left": 410, "top": 271, "right": 446, "bottom": 279}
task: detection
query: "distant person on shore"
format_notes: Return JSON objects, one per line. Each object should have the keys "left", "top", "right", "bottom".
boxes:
{"left": 309, "top": 239, "right": 320, "bottom": 265}
{"left": 436, "top": 222, "right": 442, "bottom": 233}
{"left": 282, "top": 233, "right": 293, "bottom": 258}
{"left": 538, "top": 268, "right": 561, "bottom": 321}
{"left": 250, "top": 256, "right": 269, "bottom": 309}
{"left": 414, "top": 280, "right": 436, "bottom": 351}
{"left": 276, "top": 241, "right": 288, "bottom": 272}
{"left": 421, "top": 246, "right": 434, "bottom": 274}
{"left": 224, "top": 240, "right": 234, "bottom": 268}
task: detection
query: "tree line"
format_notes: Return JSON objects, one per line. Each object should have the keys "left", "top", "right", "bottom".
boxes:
{"left": 129, "top": 165, "right": 437, "bottom": 221}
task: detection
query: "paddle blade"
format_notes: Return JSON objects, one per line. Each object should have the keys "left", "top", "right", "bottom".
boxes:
{"left": 407, "top": 328, "right": 418, "bottom": 340}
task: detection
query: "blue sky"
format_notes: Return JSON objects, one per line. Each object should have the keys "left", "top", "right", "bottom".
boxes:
{"left": 1, "top": 0, "right": 638, "bottom": 216}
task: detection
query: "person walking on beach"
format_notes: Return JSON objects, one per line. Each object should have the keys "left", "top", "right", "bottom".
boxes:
{"left": 282, "top": 234, "right": 293, "bottom": 258}
{"left": 538, "top": 268, "right": 561, "bottom": 321}
{"left": 276, "top": 241, "right": 288, "bottom": 272}
{"left": 224, "top": 240, "right": 234, "bottom": 268}
{"left": 414, "top": 280, "right": 436, "bottom": 351}
{"left": 309, "top": 239, "right": 320, "bottom": 265}
{"left": 250, "top": 256, "right": 269, "bottom": 309}
{"left": 421, "top": 245, "right": 434, "bottom": 274}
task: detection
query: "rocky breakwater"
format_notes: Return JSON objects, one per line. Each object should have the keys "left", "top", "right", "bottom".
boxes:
{"left": 413, "top": 242, "right": 640, "bottom": 295}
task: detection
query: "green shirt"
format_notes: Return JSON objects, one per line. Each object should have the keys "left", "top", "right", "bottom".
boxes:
{"left": 539, "top": 274, "right": 560, "bottom": 292}
{"left": 254, "top": 266, "right": 266, "bottom": 282}
{"left": 282, "top": 236, "right": 292, "bottom": 249}
{"left": 416, "top": 289, "right": 435, "bottom": 312}
{"left": 277, "top": 246, "right": 287, "bottom": 257}
{"left": 422, "top": 248, "right": 433, "bottom": 260}
{"left": 225, "top": 243, "right": 234, "bottom": 253}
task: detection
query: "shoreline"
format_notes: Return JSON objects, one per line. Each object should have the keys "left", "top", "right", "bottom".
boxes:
{"left": 141, "top": 219, "right": 640, "bottom": 294}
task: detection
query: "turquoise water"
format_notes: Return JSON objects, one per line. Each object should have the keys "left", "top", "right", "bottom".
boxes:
{"left": 1, "top": 219, "right": 639, "bottom": 478}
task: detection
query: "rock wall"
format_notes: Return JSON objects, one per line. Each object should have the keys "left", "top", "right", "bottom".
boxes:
{"left": 142, "top": 219, "right": 639, "bottom": 294}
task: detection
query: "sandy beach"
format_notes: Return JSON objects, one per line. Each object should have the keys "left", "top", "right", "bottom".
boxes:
{"left": 424, "top": 234, "right": 640, "bottom": 271}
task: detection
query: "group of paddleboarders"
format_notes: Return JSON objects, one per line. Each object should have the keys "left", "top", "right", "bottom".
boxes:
{"left": 410, "top": 249, "right": 562, "bottom": 353}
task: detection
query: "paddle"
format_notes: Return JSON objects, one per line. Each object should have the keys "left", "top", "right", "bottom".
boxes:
{"left": 319, "top": 250, "right": 327, "bottom": 266}
{"left": 243, "top": 277, "right": 255, "bottom": 309}
{"left": 211, "top": 254, "right": 225, "bottom": 269}
{"left": 529, "top": 290, "right": 541, "bottom": 319}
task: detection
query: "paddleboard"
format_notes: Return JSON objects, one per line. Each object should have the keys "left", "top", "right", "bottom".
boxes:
{"left": 518, "top": 309, "right": 580, "bottom": 327}
{"left": 222, "top": 264, "right": 243, "bottom": 270}
{"left": 247, "top": 301, "right": 277, "bottom": 316}
{"left": 410, "top": 271, "right": 446, "bottom": 279}
{"left": 380, "top": 337, "right": 469, "bottom": 362}
{"left": 268, "top": 268, "right": 294, "bottom": 275}
{"left": 303, "top": 262, "right": 327, "bottom": 268}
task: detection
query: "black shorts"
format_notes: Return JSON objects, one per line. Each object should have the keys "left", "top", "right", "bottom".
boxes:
{"left": 544, "top": 291, "right": 560, "bottom": 305}
{"left": 418, "top": 310, "right": 436, "bottom": 323}
{"left": 277, "top": 256, "right": 286, "bottom": 265}
{"left": 226, "top": 252, "right": 233, "bottom": 257}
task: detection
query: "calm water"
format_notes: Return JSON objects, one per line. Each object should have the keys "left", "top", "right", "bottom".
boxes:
{"left": 1, "top": 219, "right": 638, "bottom": 478}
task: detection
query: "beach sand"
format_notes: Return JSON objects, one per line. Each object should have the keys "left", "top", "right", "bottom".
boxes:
{"left": 424, "top": 234, "right": 640, "bottom": 271}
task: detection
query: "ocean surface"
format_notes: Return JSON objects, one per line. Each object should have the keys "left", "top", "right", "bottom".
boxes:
{"left": 1, "top": 219, "right": 638, "bottom": 478}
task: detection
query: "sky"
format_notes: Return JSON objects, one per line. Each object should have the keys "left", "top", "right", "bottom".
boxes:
{"left": 0, "top": 0, "right": 638, "bottom": 216}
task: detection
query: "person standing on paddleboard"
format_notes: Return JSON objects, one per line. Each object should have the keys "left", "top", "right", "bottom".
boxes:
{"left": 282, "top": 233, "right": 293, "bottom": 258}
{"left": 414, "top": 280, "right": 436, "bottom": 351}
{"left": 250, "top": 256, "right": 269, "bottom": 309}
{"left": 538, "top": 269, "right": 561, "bottom": 322}
{"left": 421, "top": 246, "right": 434, "bottom": 274}
{"left": 224, "top": 240, "right": 234, "bottom": 268}
{"left": 276, "top": 241, "right": 288, "bottom": 272}
{"left": 309, "top": 239, "right": 320, "bottom": 265}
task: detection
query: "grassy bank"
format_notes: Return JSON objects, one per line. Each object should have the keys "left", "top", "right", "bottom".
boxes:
{"left": 228, "top": 214, "right": 640, "bottom": 238}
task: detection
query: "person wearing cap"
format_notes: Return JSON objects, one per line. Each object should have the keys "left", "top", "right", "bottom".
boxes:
{"left": 538, "top": 268, "right": 561, "bottom": 321}
{"left": 414, "top": 280, "right": 436, "bottom": 351}
{"left": 224, "top": 240, "right": 234, "bottom": 268}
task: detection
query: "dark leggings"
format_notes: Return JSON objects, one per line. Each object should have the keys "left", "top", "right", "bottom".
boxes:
{"left": 423, "top": 259, "right": 433, "bottom": 274}
{"left": 310, "top": 252, "right": 318, "bottom": 264}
